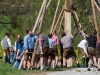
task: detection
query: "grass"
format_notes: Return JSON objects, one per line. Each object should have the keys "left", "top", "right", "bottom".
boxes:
{"left": 0, "top": 48, "right": 81, "bottom": 75}
{"left": 0, "top": 59, "right": 34, "bottom": 75}
{"left": 0, "top": 58, "right": 78, "bottom": 75}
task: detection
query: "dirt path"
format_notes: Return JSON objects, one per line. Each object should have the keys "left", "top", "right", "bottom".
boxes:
{"left": 47, "top": 68, "right": 100, "bottom": 75}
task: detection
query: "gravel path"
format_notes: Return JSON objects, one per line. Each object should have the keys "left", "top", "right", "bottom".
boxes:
{"left": 47, "top": 68, "right": 100, "bottom": 75}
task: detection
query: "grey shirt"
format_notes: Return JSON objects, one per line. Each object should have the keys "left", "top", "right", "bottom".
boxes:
{"left": 1, "top": 37, "right": 11, "bottom": 48}
{"left": 61, "top": 36, "right": 73, "bottom": 49}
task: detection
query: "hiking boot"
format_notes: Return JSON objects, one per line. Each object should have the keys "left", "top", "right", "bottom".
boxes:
{"left": 87, "top": 68, "right": 91, "bottom": 71}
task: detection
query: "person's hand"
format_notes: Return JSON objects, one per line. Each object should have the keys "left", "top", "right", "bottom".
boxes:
{"left": 17, "top": 57, "right": 20, "bottom": 59}
{"left": 16, "top": 56, "right": 18, "bottom": 59}
{"left": 86, "top": 54, "right": 89, "bottom": 57}
{"left": 26, "top": 50, "right": 28, "bottom": 53}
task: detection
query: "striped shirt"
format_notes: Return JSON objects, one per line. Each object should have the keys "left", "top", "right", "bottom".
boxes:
{"left": 61, "top": 36, "right": 73, "bottom": 49}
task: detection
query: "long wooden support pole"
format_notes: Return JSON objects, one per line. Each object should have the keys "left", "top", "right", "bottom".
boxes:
{"left": 91, "top": 0, "right": 99, "bottom": 43}
{"left": 72, "top": 12, "right": 82, "bottom": 40}
{"left": 81, "top": 0, "right": 94, "bottom": 28}
{"left": 32, "top": 0, "right": 46, "bottom": 33}
{"left": 94, "top": 0, "right": 100, "bottom": 12}
{"left": 39, "top": 0, "right": 47, "bottom": 31}
{"left": 31, "top": 0, "right": 47, "bottom": 66}
{"left": 57, "top": 15, "right": 64, "bottom": 36}
{"left": 37, "top": 0, "right": 51, "bottom": 28}
{"left": 73, "top": 11, "right": 86, "bottom": 39}
{"left": 18, "top": 0, "right": 46, "bottom": 70}
{"left": 52, "top": 5, "right": 64, "bottom": 33}
{"left": 50, "top": 0, "right": 61, "bottom": 33}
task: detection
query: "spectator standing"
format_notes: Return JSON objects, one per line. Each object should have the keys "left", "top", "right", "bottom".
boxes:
{"left": 1, "top": 33, "right": 11, "bottom": 63}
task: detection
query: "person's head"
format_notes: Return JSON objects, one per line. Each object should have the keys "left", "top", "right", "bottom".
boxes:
{"left": 92, "top": 29, "right": 97, "bottom": 36}
{"left": 61, "top": 32, "right": 66, "bottom": 37}
{"left": 36, "top": 30, "right": 41, "bottom": 36}
{"left": 26, "top": 29, "right": 32, "bottom": 35}
{"left": 17, "top": 34, "right": 21, "bottom": 39}
{"left": 48, "top": 34, "right": 52, "bottom": 38}
{"left": 18, "top": 39, "right": 23, "bottom": 44}
{"left": 5, "top": 33, "right": 10, "bottom": 37}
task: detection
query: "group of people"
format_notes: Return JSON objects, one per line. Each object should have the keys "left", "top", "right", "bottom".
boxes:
{"left": 1, "top": 28, "right": 100, "bottom": 71}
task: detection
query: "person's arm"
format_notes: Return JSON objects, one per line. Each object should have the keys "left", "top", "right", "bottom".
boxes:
{"left": 24, "top": 36, "right": 28, "bottom": 52}
{"left": 39, "top": 38, "right": 43, "bottom": 54}
{"left": 16, "top": 49, "right": 20, "bottom": 59}
{"left": 7, "top": 38, "right": 11, "bottom": 47}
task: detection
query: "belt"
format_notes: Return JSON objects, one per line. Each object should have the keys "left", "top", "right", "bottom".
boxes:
{"left": 64, "top": 47, "right": 72, "bottom": 49}
{"left": 28, "top": 49, "right": 34, "bottom": 51}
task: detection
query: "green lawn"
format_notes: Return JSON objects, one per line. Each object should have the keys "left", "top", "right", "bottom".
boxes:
{"left": 0, "top": 59, "right": 75, "bottom": 75}
{"left": 0, "top": 49, "right": 81, "bottom": 75}
{"left": 0, "top": 59, "right": 41, "bottom": 75}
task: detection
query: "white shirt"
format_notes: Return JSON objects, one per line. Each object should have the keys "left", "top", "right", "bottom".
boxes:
{"left": 78, "top": 39, "right": 88, "bottom": 54}
{"left": 1, "top": 37, "right": 12, "bottom": 47}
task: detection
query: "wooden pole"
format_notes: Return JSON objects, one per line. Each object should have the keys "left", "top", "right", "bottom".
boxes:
{"left": 37, "top": 0, "right": 51, "bottom": 29}
{"left": 46, "top": 0, "right": 51, "bottom": 9}
{"left": 18, "top": 56, "right": 24, "bottom": 69}
{"left": 88, "top": 15, "right": 95, "bottom": 28}
{"left": 32, "top": 0, "right": 46, "bottom": 33}
{"left": 31, "top": 0, "right": 48, "bottom": 66}
{"left": 72, "top": 12, "right": 82, "bottom": 40}
{"left": 52, "top": 5, "right": 64, "bottom": 33}
{"left": 81, "top": 0, "right": 95, "bottom": 28}
{"left": 18, "top": 0, "right": 46, "bottom": 70}
{"left": 64, "top": 0, "right": 73, "bottom": 67}
{"left": 57, "top": 15, "right": 64, "bottom": 36}
{"left": 50, "top": 0, "right": 61, "bottom": 33}
{"left": 73, "top": 11, "right": 86, "bottom": 39}
{"left": 64, "top": 0, "right": 72, "bottom": 36}
{"left": 91, "top": 0, "right": 99, "bottom": 43}
{"left": 94, "top": 0, "right": 100, "bottom": 12}
{"left": 39, "top": 0, "right": 47, "bottom": 31}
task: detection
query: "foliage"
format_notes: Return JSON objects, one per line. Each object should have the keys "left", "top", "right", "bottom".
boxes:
{"left": 0, "top": 0, "right": 100, "bottom": 59}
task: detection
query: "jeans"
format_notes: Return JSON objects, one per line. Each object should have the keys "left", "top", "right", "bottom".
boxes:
{"left": 11, "top": 53, "right": 16, "bottom": 66}
{"left": 16, "top": 57, "right": 22, "bottom": 68}
{"left": 10, "top": 54, "right": 14, "bottom": 63}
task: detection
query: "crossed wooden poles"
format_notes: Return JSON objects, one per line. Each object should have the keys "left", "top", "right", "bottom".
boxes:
{"left": 13, "top": 0, "right": 100, "bottom": 69}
